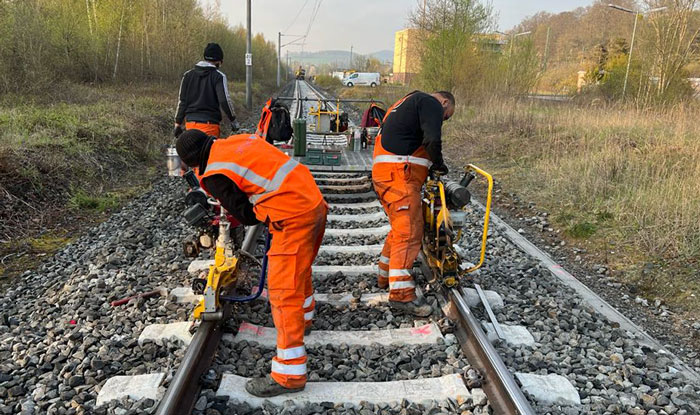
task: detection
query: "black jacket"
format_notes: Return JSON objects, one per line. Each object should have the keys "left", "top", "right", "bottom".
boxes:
{"left": 380, "top": 91, "right": 444, "bottom": 166}
{"left": 175, "top": 61, "right": 236, "bottom": 125}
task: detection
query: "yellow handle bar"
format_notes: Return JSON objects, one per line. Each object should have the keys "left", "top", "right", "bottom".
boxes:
{"left": 462, "top": 164, "right": 493, "bottom": 274}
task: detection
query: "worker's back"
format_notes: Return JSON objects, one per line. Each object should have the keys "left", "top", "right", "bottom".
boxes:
{"left": 379, "top": 91, "right": 444, "bottom": 158}
{"left": 202, "top": 134, "right": 323, "bottom": 223}
{"left": 176, "top": 61, "right": 236, "bottom": 126}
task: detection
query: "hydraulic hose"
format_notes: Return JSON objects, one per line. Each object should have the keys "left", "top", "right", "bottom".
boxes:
{"left": 220, "top": 231, "right": 271, "bottom": 303}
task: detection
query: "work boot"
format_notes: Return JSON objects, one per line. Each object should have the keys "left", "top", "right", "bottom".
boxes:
{"left": 245, "top": 375, "right": 304, "bottom": 397}
{"left": 389, "top": 297, "right": 433, "bottom": 317}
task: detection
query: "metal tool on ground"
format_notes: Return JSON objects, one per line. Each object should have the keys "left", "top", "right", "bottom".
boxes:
{"left": 110, "top": 287, "right": 167, "bottom": 307}
{"left": 475, "top": 283, "right": 505, "bottom": 340}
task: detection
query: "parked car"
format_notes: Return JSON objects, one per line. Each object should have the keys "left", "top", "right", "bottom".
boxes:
{"left": 342, "top": 72, "right": 380, "bottom": 87}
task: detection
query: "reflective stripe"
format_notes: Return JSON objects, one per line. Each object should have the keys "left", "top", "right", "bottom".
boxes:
{"left": 389, "top": 280, "right": 416, "bottom": 290}
{"left": 379, "top": 255, "right": 389, "bottom": 264}
{"left": 217, "top": 70, "right": 236, "bottom": 120}
{"left": 378, "top": 268, "right": 389, "bottom": 277}
{"left": 373, "top": 155, "right": 432, "bottom": 168}
{"left": 389, "top": 269, "right": 412, "bottom": 277}
{"left": 271, "top": 360, "right": 307, "bottom": 376}
{"left": 303, "top": 295, "right": 315, "bottom": 308}
{"left": 277, "top": 345, "right": 306, "bottom": 360}
{"left": 205, "top": 158, "right": 299, "bottom": 205}
{"left": 304, "top": 310, "right": 315, "bottom": 321}
{"left": 250, "top": 158, "right": 300, "bottom": 204}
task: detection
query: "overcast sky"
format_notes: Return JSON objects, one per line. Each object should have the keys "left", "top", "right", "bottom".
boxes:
{"left": 207, "top": 0, "right": 594, "bottom": 54}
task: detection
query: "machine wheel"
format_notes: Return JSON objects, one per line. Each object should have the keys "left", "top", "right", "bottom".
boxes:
{"left": 370, "top": 82, "right": 377, "bottom": 88}
{"left": 346, "top": 82, "right": 354, "bottom": 87}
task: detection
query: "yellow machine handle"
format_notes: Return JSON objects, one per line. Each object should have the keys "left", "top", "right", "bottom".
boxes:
{"left": 462, "top": 164, "right": 493, "bottom": 274}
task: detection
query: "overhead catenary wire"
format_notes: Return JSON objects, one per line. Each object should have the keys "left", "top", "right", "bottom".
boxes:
{"left": 284, "top": 0, "right": 311, "bottom": 33}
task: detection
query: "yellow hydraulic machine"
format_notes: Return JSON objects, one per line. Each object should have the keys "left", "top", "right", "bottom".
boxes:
{"left": 422, "top": 164, "right": 493, "bottom": 288}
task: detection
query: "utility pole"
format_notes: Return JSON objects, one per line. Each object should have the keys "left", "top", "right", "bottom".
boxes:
{"left": 277, "top": 32, "right": 281, "bottom": 87}
{"left": 543, "top": 27, "right": 551, "bottom": 72}
{"left": 608, "top": 4, "right": 667, "bottom": 98}
{"left": 245, "top": 0, "right": 252, "bottom": 110}
{"left": 624, "top": 13, "right": 639, "bottom": 97}
{"left": 350, "top": 45, "right": 353, "bottom": 69}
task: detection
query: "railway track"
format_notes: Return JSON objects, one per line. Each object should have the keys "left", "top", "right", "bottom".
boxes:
{"left": 2, "top": 80, "right": 699, "bottom": 415}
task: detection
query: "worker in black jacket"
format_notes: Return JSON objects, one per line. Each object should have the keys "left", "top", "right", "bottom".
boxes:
{"left": 372, "top": 90, "right": 455, "bottom": 317}
{"left": 174, "top": 43, "right": 237, "bottom": 138}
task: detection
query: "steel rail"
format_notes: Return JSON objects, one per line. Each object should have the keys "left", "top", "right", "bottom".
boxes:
{"left": 155, "top": 224, "right": 265, "bottom": 415}
{"left": 417, "top": 252, "right": 535, "bottom": 415}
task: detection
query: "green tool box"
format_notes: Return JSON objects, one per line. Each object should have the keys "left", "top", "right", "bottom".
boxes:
{"left": 323, "top": 152, "right": 341, "bottom": 166}
{"left": 305, "top": 148, "right": 323, "bottom": 165}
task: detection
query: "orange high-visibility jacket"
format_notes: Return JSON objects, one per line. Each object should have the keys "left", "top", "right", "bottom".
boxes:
{"left": 201, "top": 134, "right": 323, "bottom": 223}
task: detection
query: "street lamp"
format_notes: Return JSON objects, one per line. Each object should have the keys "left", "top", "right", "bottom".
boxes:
{"left": 608, "top": 4, "right": 667, "bottom": 97}
{"left": 509, "top": 31, "right": 532, "bottom": 57}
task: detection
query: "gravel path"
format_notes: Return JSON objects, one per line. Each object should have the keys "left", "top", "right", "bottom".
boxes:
{"left": 456, "top": 204, "right": 700, "bottom": 414}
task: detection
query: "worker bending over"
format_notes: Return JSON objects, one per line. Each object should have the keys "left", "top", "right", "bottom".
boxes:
{"left": 373, "top": 90, "right": 455, "bottom": 317}
{"left": 174, "top": 43, "right": 238, "bottom": 139}
{"left": 176, "top": 130, "right": 327, "bottom": 397}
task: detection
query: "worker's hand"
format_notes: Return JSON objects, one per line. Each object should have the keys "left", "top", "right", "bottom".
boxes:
{"left": 231, "top": 120, "right": 240, "bottom": 132}
{"left": 430, "top": 162, "right": 449, "bottom": 176}
{"left": 173, "top": 124, "right": 184, "bottom": 138}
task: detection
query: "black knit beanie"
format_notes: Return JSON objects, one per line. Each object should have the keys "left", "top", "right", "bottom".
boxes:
{"left": 204, "top": 43, "right": 224, "bottom": 61}
{"left": 176, "top": 129, "right": 208, "bottom": 167}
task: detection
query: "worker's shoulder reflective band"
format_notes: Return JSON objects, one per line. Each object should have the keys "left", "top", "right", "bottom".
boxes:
{"left": 303, "top": 294, "right": 315, "bottom": 308}
{"left": 277, "top": 345, "right": 306, "bottom": 360}
{"left": 389, "top": 269, "right": 411, "bottom": 277}
{"left": 389, "top": 280, "right": 416, "bottom": 290}
{"left": 271, "top": 360, "right": 307, "bottom": 376}
{"left": 205, "top": 158, "right": 299, "bottom": 205}
{"left": 373, "top": 155, "right": 432, "bottom": 168}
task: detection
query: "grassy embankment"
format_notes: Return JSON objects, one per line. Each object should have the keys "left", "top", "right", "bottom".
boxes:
{"left": 0, "top": 81, "right": 273, "bottom": 279}
{"left": 444, "top": 98, "right": 700, "bottom": 316}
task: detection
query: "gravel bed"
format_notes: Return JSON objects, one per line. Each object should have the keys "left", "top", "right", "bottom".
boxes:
{"left": 323, "top": 195, "right": 376, "bottom": 204}
{"left": 328, "top": 205, "right": 383, "bottom": 215}
{"left": 320, "top": 186, "right": 372, "bottom": 195}
{"left": 0, "top": 177, "right": 197, "bottom": 414}
{"left": 234, "top": 300, "right": 419, "bottom": 331}
{"left": 315, "top": 252, "right": 379, "bottom": 266}
{"left": 322, "top": 234, "right": 385, "bottom": 246}
{"left": 313, "top": 272, "right": 382, "bottom": 294}
{"left": 455, "top": 206, "right": 700, "bottom": 414}
{"left": 325, "top": 219, "right": 387, "bottom": 230}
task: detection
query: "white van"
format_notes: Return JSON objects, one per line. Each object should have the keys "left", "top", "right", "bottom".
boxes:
{"left": 342, "top": 72, "right": 380, "bottom": 87}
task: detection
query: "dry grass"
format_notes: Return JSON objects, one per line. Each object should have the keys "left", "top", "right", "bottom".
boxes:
{"left": 446, "top": 97, "right": 700, "bottom": 311}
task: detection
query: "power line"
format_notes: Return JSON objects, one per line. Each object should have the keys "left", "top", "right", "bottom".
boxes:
{"left": 284, "top": 0, "right": 311, "bottom": 33}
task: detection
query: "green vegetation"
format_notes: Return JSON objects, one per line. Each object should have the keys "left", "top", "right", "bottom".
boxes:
{"left": 0, "top": 0, "right": 281, "bottom": 92}
{"left": 444, "top": 98, "right": 700, "bottom": 313}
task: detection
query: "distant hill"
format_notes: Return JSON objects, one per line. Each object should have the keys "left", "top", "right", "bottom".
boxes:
{"left": 289, "top": 49, "right": 393, "bottom": 67}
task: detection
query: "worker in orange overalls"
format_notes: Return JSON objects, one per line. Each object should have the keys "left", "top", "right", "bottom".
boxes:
{"left": 176, "top": 129, "right": 327, "bottom": 397}
{"left": 373, "top": 91, "right": 455, "bottom": 317}
{"left": 174, "top": 43, "right": 238, "bottom": 139}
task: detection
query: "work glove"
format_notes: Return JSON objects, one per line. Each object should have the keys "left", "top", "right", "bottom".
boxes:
{"left": 430, "top": 162, "right": 449, "bottom": 176}
{"left": 231, "top": 120, "right": 240, "bottom": 132}
{"left": 173, "top": 125, "right": 184, "bottom": 138}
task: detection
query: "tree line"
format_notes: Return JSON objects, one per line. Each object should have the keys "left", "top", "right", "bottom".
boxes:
{"left": 410, "top": 0, "right": 700, "bottom": 105}
{"left": 0, "top": 0, "right": 280, "bottom": 93}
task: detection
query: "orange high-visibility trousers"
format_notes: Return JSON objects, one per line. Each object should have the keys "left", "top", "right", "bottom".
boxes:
{"left": 373, "top": 132, "right": 431, "bottom": 303}
{"left": 185, "top": 121, "right": 220, "bottom": 137}
{"left": 267, "top": 201, "right": 327, "bottom": 388}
